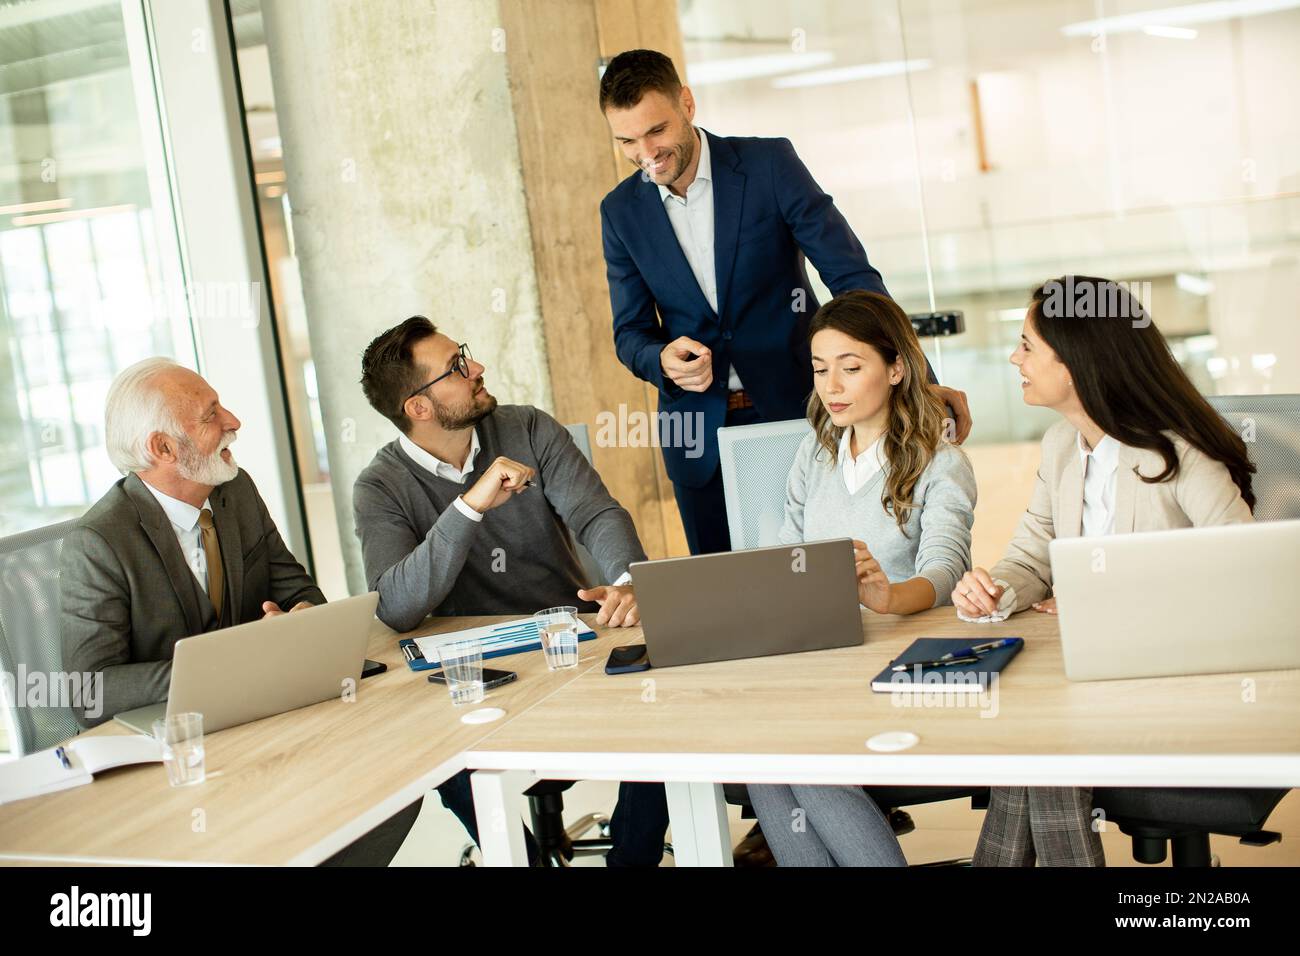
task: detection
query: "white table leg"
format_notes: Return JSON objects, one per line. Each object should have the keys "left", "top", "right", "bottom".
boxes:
{"left": 665, "top": 781, "right": 732, "bottom": 867}
{"left": 470, "top": 769, "right": 536, "bottom": 867}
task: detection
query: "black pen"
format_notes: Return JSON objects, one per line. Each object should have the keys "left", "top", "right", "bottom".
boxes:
{"left": 891, "top": 655, "right": 981, "bottom": 672}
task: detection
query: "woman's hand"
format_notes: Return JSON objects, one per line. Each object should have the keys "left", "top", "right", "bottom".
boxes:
{"left": 952, "top": 568, "right": 1005, "bottom": 617}
{"left": 852, "top": 539, "right": 893, "bottom": 614}
{"left": 1031, "top": 597, "right": 1057, "bottom": 615}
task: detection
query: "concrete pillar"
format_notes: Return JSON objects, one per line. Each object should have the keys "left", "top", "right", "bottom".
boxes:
{"left": 261, "top": 0, "right": 553, "bottom": 593}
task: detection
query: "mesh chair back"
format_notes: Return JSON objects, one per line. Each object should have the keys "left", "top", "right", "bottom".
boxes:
{"left": 718, "top": 419, "right": 813, "bottom": 550}
{"left": 0, "top": 520, "right": 82, "bottom": 755}
{"left": 1207, "top": 394, "right": 1300, "bottom": 521}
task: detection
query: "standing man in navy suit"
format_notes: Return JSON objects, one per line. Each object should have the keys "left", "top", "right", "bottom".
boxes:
{"left": 598, "top": 50, "right": 971, "bottom": 554}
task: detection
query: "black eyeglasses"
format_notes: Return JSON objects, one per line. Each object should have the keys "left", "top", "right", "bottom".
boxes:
{"left": 406, "top": 343, "right": 473, "bottom": 405}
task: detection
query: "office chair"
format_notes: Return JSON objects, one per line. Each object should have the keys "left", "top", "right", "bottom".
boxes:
{"left": 1091, "top": 394, "right": 1299, "bottom": 866}
{"left": 459, "top": 424, "right": 669, "bottom": 866}
{"left": 0, "top": 520, "right": 82, "bottom": 756}
{"left": 718, "top": 420, "right": 988, "bottom": 861}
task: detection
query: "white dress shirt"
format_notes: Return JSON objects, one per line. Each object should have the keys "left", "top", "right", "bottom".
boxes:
{"left": 399, "top": 431, "right": 484, "bottom": 522}
{"left": 399, "top": 431, "right": 631, "bottom": 586}
{"left": 142, "top": 480, "right": 212, "bottom": 589}
{"left": 1078, "top": 432, "right": 1120, "bottom": 537}
{"left": 658, "top": 128, "right": 743, "bottom": 392}
{"left": 838, "top": 428, "right": 886, "bottom": 495}
{"left": 959, "top": 430, "right": 1123, "bottom": 622}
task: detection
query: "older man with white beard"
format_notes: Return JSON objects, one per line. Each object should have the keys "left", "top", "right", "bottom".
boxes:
{"left": 60, "top": 357, "right": 325, "bottom": 729}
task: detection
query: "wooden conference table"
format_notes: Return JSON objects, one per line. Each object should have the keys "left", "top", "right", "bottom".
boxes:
{"left": 1, "top": 608, "right": 1297, "bottom": 866}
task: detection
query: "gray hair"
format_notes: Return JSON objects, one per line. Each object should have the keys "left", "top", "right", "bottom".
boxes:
{"left": 104, "top": 357, "right": 185, "bottom": 475}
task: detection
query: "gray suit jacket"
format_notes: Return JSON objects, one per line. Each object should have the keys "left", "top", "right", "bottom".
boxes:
{"left": 60, "top": 470, "right": 325, "bottom": 727}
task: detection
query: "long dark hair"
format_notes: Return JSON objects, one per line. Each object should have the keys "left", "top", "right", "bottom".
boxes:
{"left": 1029, "top": 276, "right": 1254, "bottom": 510}
{"left": 806, "top": 290, "right": 948, "bottom": 532}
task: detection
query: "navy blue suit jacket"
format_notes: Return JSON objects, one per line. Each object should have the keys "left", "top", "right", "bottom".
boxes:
{"left": 601, "top": 130, "right": 894, "bottom": 488}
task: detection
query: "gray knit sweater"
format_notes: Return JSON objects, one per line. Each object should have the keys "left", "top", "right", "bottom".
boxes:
{"left": 353, "top": 405, "right": 647, "bottom": 631}
{"left": 779, "top": 432, "right": 977, "bottom": 607}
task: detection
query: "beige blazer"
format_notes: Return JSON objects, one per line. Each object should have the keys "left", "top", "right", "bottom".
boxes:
{"left": 992, "top": 419, "right": 1254, "bottom": 610}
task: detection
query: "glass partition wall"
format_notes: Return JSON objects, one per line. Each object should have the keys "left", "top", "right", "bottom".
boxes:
{"left": 679, "top": 0, "right": 1300, "bottom": 561}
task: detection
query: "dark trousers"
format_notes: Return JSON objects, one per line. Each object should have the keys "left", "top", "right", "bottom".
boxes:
{"left": 321, "top": 771, "right": 537, "bottom": 867}
{"left": 323, "top": 772, "right": 667, "bottom": 866}
{"left": 672, "top": 405, "right": 763, "bottom": 555}
{"left": 438, "top": 772, "right": 666, "bottom": 866}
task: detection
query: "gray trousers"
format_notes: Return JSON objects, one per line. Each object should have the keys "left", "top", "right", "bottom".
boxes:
{"left": 973, "top": 786, "right": 1106, "bottom": 866}
{"left": 748, "top": 784, "right": 907, "bottom": 867}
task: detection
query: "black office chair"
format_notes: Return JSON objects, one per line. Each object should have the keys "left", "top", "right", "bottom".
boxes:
{"left": 1091, "top": 788, "right": 1286, "bottom": 866}
{"left": 457, "top": 780, "right": 674, "bottom": 867}
{"left": 1086, "top": 395, "right": 1300, "bottom": 867}
{"left": 523, "top": 780, "right": 617, "bottom": 867}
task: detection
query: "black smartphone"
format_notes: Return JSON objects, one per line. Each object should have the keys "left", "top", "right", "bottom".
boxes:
{"left": 605, "top": 644, "right": 651, "bottom": 675}
{"left": 428, "top": 668, "right": 517, "bottom": 690}
{"left": 361, "top": 658, "right": 387, "bottom": 679}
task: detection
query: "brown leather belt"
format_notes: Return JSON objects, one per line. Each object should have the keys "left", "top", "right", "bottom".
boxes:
{"left": 727, "top": 389, "right": 754, "bottom": 412}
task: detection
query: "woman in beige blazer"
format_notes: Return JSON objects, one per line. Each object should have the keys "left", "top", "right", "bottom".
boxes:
{"left": 952, "top": 275, "right": 1256, "bottom": 866}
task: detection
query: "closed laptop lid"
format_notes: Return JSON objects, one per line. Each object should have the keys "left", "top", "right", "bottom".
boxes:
{"left": 1050, "top": 520, "right": 1300, "bottom": 681}
{"left": 630, "top": 538, "right": 863, "bottom": 668}
{"left": 165, "top": 591, "right": 379, "bottom": 733}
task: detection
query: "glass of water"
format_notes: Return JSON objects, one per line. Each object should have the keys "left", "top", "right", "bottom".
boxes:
{"left": 152, "top": 712, "right": 205, "bottom": 788}
{"left": 435, "top": 636, "right": 486, "bottom": 706}
{"left": 534, "top": 606, "right": 581, "bottom": 670}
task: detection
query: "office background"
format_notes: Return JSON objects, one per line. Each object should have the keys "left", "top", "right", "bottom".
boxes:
{"left": 0, "top": 0, "right": 1297, "bottom": 864}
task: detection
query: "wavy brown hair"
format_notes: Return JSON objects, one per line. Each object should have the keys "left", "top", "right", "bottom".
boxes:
{"left": 1029, "top": 276, "right": 1255, "bottom": 510}
{"left": 807, "top": 291, "right": 948, "bottom": 533}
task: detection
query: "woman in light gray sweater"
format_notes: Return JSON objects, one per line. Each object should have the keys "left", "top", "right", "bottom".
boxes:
{"left": 748, "top": 290, "right": 977, "bottom": 866}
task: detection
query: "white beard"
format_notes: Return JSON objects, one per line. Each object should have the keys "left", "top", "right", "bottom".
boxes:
{"left": 176, "top": 434, "right": 239, "bottom": 486}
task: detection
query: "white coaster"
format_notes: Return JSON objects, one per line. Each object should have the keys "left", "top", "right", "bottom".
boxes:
{"left": 866, "top": 731, "right": 919, "bottom": 752}
{"left": 460, "top": 707, "right": 506, "bottom": 725}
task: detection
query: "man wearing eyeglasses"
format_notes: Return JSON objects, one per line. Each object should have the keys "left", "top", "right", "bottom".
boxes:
{"left": 352, "top": 315, "right": 668, "bottom": 866}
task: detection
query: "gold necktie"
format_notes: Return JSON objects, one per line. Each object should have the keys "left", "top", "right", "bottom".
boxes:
{"left": 197, "top": 508, "right": 224, "bottom": 620}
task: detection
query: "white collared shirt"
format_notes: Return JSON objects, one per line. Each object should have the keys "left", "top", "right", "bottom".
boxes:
{"left": 142, "top": 480, "right": 212, "bottom": 589}
{"left": 397, "top": 430, "right": 633, "bottom": 587}
{"left": 658, "top": 129, "right": 743, "bottom": 392}
{"left": 838, "top": 428, "right": 887, "bottom": 495}
{"left": 399, "top": 431, "right": 485, "bottom": 522}
{"left": 1078, "top": 432, "right": 1120, "bottom": 537}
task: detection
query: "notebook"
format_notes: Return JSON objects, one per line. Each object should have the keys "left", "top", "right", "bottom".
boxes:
{"left": 0, "top": 735, "right": 163, "bottom": 805}
{"left": 871, "top": 637, "right": 1024, "bottom": 694}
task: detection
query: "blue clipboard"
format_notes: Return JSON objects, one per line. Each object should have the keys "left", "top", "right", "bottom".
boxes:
{"left": 400, "top": 625, "right": 597, "bottom": 672}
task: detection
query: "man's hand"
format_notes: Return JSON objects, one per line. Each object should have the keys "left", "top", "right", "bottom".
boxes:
{"left": 577, "top": 585, "right": 639, "bottom": 627}
{"left": 262, "top": 600, "right": 314, "bottom": 619}
{"left": 660, "top": 336, "right": 713, "bottom": 393}
{"left": 932, "top": 384, "right": 972, "bottom": 444}
{"left": 461, "top": 456, "right": 535, "bottom": 514}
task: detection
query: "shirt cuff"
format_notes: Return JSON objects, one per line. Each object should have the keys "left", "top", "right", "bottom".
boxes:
{"left": 453, "top": 496, "right": 483, "bottom": 523}
{"left": 612, "top": 571, "right": 632, "bottom": 587}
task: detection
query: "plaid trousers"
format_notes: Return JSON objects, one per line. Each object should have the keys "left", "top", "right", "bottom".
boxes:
{"left": 973, "top": 786, "right": 1106, "bottom": 866}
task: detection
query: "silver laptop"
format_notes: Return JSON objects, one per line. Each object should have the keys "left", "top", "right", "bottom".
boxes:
{"left": 115, "top": 592, "right": 379, "bottom": 735}
{"left": 1050, "top": 520, "right": 1300, "bottom": 681}
{"left": 629, "top": 538, "right": 863, "bottom": 668}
